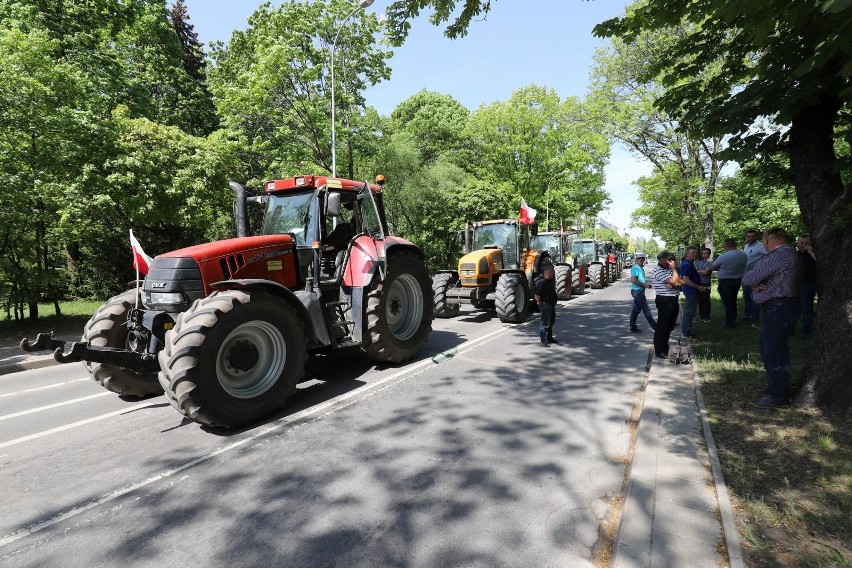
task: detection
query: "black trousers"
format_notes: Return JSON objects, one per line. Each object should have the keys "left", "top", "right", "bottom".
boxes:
{"left": 654, "top": 295, "right": 680, "bottom": 354}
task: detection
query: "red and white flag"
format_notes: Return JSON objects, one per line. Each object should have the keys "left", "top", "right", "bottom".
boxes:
{"left": 519, "top": 198, "right": 537, "bottom": 225}
{"left": 130, "top": 229, "right": 153, "bottom": 276}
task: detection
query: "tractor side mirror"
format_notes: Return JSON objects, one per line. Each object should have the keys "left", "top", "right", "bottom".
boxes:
{"left": 530, "top": 223, "right": 539, "bottom": 237}
{"left": 326, "top": 192, "right": 341, "bottom": 218}
{"left": 455, "top": 230, "right": 465, "bottom": 245}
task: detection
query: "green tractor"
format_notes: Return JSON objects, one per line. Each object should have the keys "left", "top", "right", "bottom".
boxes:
{"left": 530, "top": 231, "right": 583, "bottom": 299}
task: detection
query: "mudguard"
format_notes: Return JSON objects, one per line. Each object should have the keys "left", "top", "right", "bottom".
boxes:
{"left": 342, "top": 235, "right": 421, "bottom": 288}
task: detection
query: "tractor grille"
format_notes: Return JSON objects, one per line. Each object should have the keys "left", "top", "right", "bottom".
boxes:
{"left": 142, "top": 257, "right": 204, "bottom": 312}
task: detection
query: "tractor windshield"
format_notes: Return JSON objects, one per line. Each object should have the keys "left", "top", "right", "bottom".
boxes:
{"left": 261, "top": 191, "right": 317, "bottom": 246}
{"left": 531, "top": 234, "right": 560, "bottom": 258}
{"left": 473, "top": 223, "right": 519, "bottom": 269}
{"left": 572, "top": 241, "right": 596, "bottom": 257}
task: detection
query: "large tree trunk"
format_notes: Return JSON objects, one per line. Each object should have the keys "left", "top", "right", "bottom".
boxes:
{"left": 789, "top": 96, "right": 852, "bottom": 418}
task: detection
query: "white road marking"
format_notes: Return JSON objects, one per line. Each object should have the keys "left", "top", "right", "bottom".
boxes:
{"left": 0, "top": 392, "right": 113, "bottom": 422}
{"left": 0, "top": 326, "right": 511, "bottom": 548}
{"left": 0, "top": 401, "right": 160, "bottom": 450}
{"left": 0, "top": 378, "right": 89, "bottom": 399}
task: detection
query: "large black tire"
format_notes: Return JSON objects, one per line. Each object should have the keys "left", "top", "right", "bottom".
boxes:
{"left": 571, "top": 267, "right": 584, "bottom": 295}
{"left": 495, "top": 273, "right": 531, "bottom": 323}
{"left": 364, "top": 251, "right": 433, "bottom": 363}
{"left": 158, "top": 289, "right": 306, "bottom": 428}
{"left": 82, "top": 289, "right": 163, "bottom": 397}
{"left": 432, "top": 273, "right": 460, "bottom": 318}
{"left": 589, "top": 264, "right": 605, "bottom": 289}
{"left": 555, "top": 265, "right": 572, "bottom": 301}
{"left": 608, "top": 262, "right": 618, "bottom": 282}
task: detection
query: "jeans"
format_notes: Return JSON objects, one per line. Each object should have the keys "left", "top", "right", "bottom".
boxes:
{"left": 630, "top": 289, "right": 656, "bottom": 329}
{"left": 539, "top": 303, "right": 555, "bottom": 343}
{"left": 698, "top": 287, "right": 711, "bottom": 320}
{"left": 682, "top": 293, "right": 698, "bottom": 335}
{"left": 759, "top": 299, "right": 800, "bottom": 403}
{"left": 798, "top": 281, "right": 817, "bottom": 335}
{"left": 654, "top": 295, "right": 679, "bottom": 355}
{"left": 742, "top": 282, "right": 760, "bottom": 321}
{"left": 718, "top": 278, "right": 741, "bottom": 327}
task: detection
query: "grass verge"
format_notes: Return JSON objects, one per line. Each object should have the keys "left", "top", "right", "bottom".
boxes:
{"left": 691, "top": 294, "right": 851, "bottom": 568}
{"left": 0, "top": 299, "right": 100, "bottom": 344}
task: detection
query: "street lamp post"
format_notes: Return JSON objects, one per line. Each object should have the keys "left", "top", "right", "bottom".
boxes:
{"left": 544, "top": 169, "right": 570, "bottom": 232}
{"left": 330, "top": 0, "right": 373, "bottom": 178}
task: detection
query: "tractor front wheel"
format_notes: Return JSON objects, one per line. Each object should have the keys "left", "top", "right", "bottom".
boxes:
{"left": 589, "top": 264, "right": 605, "bottom": 289}
{"left": 571, "top": 266, "right": 585, "bottom": 295}
{"left": 83, "top": 289, "right": 163, "bottom": 397}
{"left": 555, "top": 265, "right": 572, "bottom": 301}
{"left": 495, "top": 273, "right": 531, "bottom": 323}
{"left": 158, "top": 289, "right": 306, "bottom": 428}
{"left": 364, "top": 251, "right": 433, "bottom": 363}
{"left": 432, "top": 273, "right": 460, "bottom": 318}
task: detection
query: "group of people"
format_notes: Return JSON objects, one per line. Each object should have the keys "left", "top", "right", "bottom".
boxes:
{"left": 627, "top": 228, "right": 818, "bottom": 409}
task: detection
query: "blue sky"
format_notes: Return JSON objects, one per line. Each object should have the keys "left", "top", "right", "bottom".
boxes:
{"left": 182, "top": 0, "right": 653, "bottom": 238}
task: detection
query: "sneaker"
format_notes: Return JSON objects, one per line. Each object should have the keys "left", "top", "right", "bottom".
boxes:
{"left": 752, "top": 396, "right": 789, "bottom": 409}
{"left": 655, "top": 351, "right": 669, "bottom": 359}
{"left": 541, "top": 341, "right": 550, "bottom": 347}
{"left": 547, "top": 338, "right": 559, "bottom": 344}
{"left": 629, "top": 327, "right": 642, "bottom": 333}
{"left": 753, "top": 385, "right": 770, "bottom": 395}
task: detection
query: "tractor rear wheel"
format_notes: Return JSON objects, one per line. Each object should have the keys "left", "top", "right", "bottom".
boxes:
{"left": 589, "top": 264, "right": 604, "bottom": 289}
{"left": 555, "top": 265, "right": 572, "bottom": 301}
{"left": 495, "top": 273, "right": 530, "bottom": 323}
{"left": 364, "top": 251, "right": 433, "bottom": 363}
{"left": 158, "top": 289, "right": 306, "bottom": 428}
{"left": 82, "top": 289, "right": 162, "bottom": 397}
{"left": 571, "top": 266, "right": 584, "bottom": 295}
{"left": 432, "top": 273, "right": 460, "bottom": 318}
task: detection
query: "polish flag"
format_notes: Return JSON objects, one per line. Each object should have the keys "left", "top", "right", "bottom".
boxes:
{"left": 130, "top": 229, "right": 153, "bottom": 275}
{"left": 519, "top": 198, "right": 537, "bottom": 225}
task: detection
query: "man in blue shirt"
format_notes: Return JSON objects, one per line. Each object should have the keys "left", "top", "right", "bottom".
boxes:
{"left": 680, "top": 246, "right": 707, "bottom": 337}
{"left": 742, "top": 229, "right": 768, "bottom": 322}
{"left": 629, "top": 253, "right": 656, "bottom": 333}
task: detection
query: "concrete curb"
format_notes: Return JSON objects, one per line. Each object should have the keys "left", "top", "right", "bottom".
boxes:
{"left": 0, "top": 354, "right": 59, "bottom": 376}
{"left": 691, "top": 352, "right": 747, "bottom": 568}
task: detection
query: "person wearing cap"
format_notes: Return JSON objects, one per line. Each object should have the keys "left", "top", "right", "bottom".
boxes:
{"left": 629, "top": 253, "right": 656, "bottom": 333}
{"left": 651, "top": 250, "right": 682, "bottom": 358}
{"left": 679, "top": 246, "right": 707, "bottom": 338}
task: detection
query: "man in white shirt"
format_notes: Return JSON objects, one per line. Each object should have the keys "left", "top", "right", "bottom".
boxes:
{"left": 742, "top": 229, "right": 767, "bottom": 322}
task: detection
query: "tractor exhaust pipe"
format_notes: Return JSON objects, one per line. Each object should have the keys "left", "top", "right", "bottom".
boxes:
{"left": 229, "top": 181, "right": 248, "bottom": 238}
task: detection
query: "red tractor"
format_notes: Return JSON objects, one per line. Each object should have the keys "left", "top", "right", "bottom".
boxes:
{"left": 22, "top": 175, "right": 433, "bottom": 428}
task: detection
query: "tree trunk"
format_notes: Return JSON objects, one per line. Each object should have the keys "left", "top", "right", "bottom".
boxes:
{"left": 789, "top": 96, "right": 852, "bottom": 418}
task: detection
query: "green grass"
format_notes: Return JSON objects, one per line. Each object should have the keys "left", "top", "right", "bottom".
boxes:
{"left": 0, "top": 299, "right": 100, "bottom": 343}
{"left": 692, "top": 290, "right": 852, "bottom": 568}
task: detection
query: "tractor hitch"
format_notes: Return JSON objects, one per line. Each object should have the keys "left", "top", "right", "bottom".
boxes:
{"left": 20, "top": 332, "right": 68, "bottom": 353}
{"left": 51, "top": 342, "right": 161, "bottom": 374}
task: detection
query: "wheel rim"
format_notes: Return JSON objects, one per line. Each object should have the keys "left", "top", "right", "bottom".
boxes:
{"left": 514, "top": 282, "right": 527, "bottom": 313}
{"left": 216, "top": 321, "right": 287, "bottom": 399}
{"left": 386, "top": 274, "right": 424, "bottom": 340}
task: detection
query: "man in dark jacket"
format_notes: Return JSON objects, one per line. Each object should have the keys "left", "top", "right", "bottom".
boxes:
{"left": 534, "top": 267, "right": 558, "bottom": 346}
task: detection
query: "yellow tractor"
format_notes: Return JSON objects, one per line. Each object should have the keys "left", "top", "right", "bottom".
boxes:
{"left": 432, "top": 219, "right": 553, "bottom": 323}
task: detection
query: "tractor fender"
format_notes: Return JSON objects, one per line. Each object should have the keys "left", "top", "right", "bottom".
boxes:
{"left": 342, "top": 235, "right": 424, "bottom": 288}
{"left": 209, "top": 279, "right": 329, "bottom": 347}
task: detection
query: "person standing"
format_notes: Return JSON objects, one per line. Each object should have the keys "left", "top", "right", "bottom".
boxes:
{"left": 743, "top": 228, "right": 803, "bottom": 408}
{"left": 679, "top": 246, "right": 706, "bottom": 338}
{"left": 629, "top": 253, "right": 656, "bottom": 333}
{"left": 695, "top": 247, "right": 713, "bottom": 322}
{"left": 534, "top": 267, "right": 558, "bottom": 347}
{"left": 742, "top": 229, "right": 768, "bottom": 322}
{"left": 700, "top": 238, "right": 747, "bottom": 328}
{"left": 651, "top": 251, "right": 681, "bottom": 358}
{"left": 795, "top": 234, "right": 818, "bottom": 337}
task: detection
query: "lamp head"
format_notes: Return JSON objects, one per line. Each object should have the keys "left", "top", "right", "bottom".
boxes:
{"left": 359, "top": 0, "right": 374, "bottom": 8}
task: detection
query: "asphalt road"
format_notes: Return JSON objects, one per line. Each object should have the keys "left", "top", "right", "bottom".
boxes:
{"left": 0, "top": 275, "right": 650, "bottom": 568}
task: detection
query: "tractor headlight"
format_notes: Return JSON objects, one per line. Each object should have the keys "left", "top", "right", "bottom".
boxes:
{"left": 144, "top": 291, "right": 185, "bottom": 305}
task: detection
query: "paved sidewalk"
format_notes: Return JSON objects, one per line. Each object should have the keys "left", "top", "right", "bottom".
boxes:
{"left": 612, "top": 342, "right": 745, "bottom": 568}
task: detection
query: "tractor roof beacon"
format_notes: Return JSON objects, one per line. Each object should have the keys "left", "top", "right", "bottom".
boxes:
{"left": 22, "top": 175, "right": 434, "bottom": 429}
